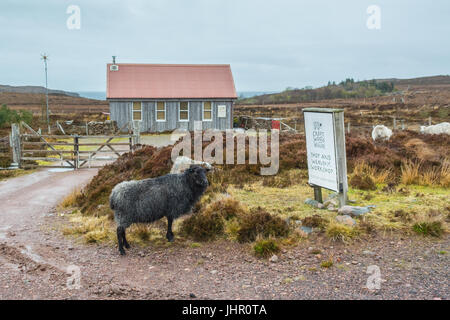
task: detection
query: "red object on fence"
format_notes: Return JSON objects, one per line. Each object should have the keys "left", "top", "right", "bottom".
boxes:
{"left": 272, "top": 120, "right": 280, "bottom": 130}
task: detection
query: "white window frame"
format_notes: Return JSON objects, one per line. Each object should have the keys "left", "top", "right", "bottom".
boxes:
{"left": 179, "top": 101, "right": 189, "bottom": 122}
{"left": 155, "top": 101, "right": 166, "bottom": 122}
{"left": 202, "top": 101, "right": 213, "bottom": 122}
{"left": 132, "top": 101, "right": 142, "bottom": 122}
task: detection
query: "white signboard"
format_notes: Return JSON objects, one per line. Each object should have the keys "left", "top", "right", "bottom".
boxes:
{"left": 217, "top": 105, "right": 227, "bottom": 118}
{"left": 304, "top": 111, "right": 339, "bottom": 191}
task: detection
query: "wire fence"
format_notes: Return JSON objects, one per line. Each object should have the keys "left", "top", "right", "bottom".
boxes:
{"left": 237, "top": 114, "right": 438, "bottom": 135}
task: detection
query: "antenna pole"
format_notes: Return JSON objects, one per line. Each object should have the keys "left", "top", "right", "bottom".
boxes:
{"left": 42, "top": 54, "right": 50, "bottom": 133}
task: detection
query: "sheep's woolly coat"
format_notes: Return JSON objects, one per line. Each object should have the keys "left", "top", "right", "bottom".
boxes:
{"left": 371, "top": 125, "right": 393, "bottom": 141}
{"left": 420, "top": 122, "right": 450, "bottom": 135}
{"left": 110, "top": 168, "right": 208, "bottom": 228}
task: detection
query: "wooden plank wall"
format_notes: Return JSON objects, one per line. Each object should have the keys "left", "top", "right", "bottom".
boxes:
{"left": 109, "top": 100, "right": 233, "bottom": 132}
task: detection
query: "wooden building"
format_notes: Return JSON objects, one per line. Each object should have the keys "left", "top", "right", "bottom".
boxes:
{"left": 106, "top": 62, "right": 237, "bottom": 132}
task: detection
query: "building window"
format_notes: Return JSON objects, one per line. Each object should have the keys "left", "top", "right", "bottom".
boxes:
{"left": 179, "top": 102, "right": 189, "bottom": 122}
{"left": 156, "top": 101, "right": 166, "bottom": 122}
{"left": 203, "top": 101, "right": 212, "bottom": 121}
{"left": 132, "top": 102, "right": 142, "bottom": 121}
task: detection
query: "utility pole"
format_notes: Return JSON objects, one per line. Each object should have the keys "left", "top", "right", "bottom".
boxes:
{"left": 41, "top": 54, "right": 50, "bottom": 133}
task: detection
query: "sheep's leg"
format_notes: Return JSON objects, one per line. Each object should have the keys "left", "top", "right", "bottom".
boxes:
{"left": 122, "top": 229, "right": 130, "bottom": 249}
{"left": 117, "top": 226, "right": 126, "bottom": 255}
{"left": 166, "top": 217, "right": 174, "bottom": 242}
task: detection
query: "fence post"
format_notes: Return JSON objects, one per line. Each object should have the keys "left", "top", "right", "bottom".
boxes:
{"left": 428, "top": 116, "right": 432, "bottom": 126}
{"left": 10, "top": 123, "right": 21, "bottom": 168}
{"left": 393, "top": 117, "right": 397, "bottom": 130}
{"left": 347, "top": 122, "right": 351, "bottom": 134}
{"left": 129, "top": 135, "right": 133, "bottom": 153}
{"left": 132, "top": 120, "right": 141, "bottom": 146}
{"left": 313, "top": 186, "right": 323, "bottom": 203}
{"left": 74, "top": 135, "right": 79, "bottom": 169}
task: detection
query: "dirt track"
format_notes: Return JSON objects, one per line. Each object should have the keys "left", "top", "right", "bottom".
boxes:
{"left": 0, "top": 170, "right": 448, "bottom": 300}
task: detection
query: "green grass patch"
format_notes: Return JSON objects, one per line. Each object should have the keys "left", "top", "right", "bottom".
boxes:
{"left": 253, "top": 238, "right": 279, "bottom": 258}
{"left": 320, "top": 259, "right": 334, "bottom": 268}
{"left": 413, "top": 221, "right": 444, "bottom": 237}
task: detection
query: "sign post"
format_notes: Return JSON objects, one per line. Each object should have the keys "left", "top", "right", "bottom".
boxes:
{"left": 303, "top": 108, "right": 348, "bottom": 207}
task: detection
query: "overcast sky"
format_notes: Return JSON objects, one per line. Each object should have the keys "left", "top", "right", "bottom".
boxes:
{"left": 1, "top": 0, "right": 449, "bottom": 92}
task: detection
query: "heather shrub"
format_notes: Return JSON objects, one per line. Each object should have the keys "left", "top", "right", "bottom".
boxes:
{"left": 237, "top": 207, "right": 290, "bottom": 243}
{"left": 180, "top": 211, "right": 225, "bottom": 241}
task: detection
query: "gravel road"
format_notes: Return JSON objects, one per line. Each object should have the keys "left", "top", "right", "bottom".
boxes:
{"left": 0, "top": 170, "right": 448, "bottom": 300}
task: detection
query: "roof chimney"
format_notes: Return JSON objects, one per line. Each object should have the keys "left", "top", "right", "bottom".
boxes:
{"left": 112, "top": 56, "right": 116, "bottom": 64}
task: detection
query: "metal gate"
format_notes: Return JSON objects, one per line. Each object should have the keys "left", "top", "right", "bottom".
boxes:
{"left": 13, "top": 122, "right": 135, "bottom": 169}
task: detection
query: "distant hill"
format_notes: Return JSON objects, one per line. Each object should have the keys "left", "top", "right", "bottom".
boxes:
{"left": 0, "top": 91, "right": 108, "bottom": 115}
{"left": 237, "top": 75, "right": 450, "bottom": 105}
{"left": 375, "top": 75, "right": 450, "bottom": 86}
{"left": 77, "top": 91, "right": 280, "bottom": 100}
{"left": 237, "top": 91, "right": 278, "bottom": 99}
{"left": 0, "top": 85, "right": 80, "bottom": 97}
{"left": 78, "top": 91, "right": 106, "bottom": 100}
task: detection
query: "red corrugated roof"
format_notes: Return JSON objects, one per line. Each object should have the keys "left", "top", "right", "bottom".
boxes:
{"left": 106, "top": 64, "right": 237, "bottom": 99}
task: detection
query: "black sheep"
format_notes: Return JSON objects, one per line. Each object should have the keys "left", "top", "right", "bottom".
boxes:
{"left": 110, "top": 165, "right": 209, "bottom": 255}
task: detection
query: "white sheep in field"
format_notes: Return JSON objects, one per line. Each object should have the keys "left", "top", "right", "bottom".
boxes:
{"left": 170, "top": 156, "right": 212, "bottom": 174}
{"left": 371, "top": 125, "right": 393, "bottom": 141}
{"left": 420, "top": 122, "right": 450, "bottom": 135}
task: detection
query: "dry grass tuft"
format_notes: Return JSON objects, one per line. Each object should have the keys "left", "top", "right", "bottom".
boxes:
{"left": 62, "top": 213, "right": 114, "bottom": 244}
{"left": 439, "top": 159, "right": 450, "bottom": 187}
{"left": 413, "top": 221, "right": 444, "bottom": 237}
{"left": 202, "top": 195, "right": 247, "bottom": 220}
{"left": 59, "top": 188, "right": 82, "bottom": 208}
{"left": 401, "top": 159, "right": 450, "bottom": 187}
{"left": 262, "top": 170, "right": 306, "bottom": 188}
{"left": 401, "top": 160, "right": 421, "bottom": 185}
{"left": 350, "top": 162, "right": 392, "bottom": 189}
{"left": 325, "top": 221, "right": 359, "bottom": 242}
{"left": 410, "top": 209, "right": 447, "bottom": 237}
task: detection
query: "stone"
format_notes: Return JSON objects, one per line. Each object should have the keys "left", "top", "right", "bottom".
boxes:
{"left": 300, "top": 226, "right": 313, "bottom": 234}
{"left": 323, "top": 198, "right": 339, "bottom": 208}
{"left": 304, "top": 198, "right": 324, "bottom": 209}
{"left": 269, "top": 255, "right": 279, "bottom": 263}
{"left": 335, "top": 215, "right": 356, "bottom": 226}
{"left": 338, "top": 205, "right": 376, "bottom": 217}
{"left": 362, "top": 250, "right": 375, "bottom": 256}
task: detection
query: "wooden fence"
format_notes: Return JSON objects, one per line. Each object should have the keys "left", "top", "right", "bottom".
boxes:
{"left": 12, "top": 122, "right": 136, "bottom": 169}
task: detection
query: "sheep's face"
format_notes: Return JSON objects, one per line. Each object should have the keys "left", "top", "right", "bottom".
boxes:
{"left": 187, "top": 165, "right": 209, "bottom": 189}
